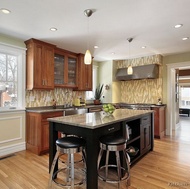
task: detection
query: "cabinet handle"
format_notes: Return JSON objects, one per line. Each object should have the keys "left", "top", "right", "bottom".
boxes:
{"left": 108, "top": 127, "right": 115, "bottom": 131}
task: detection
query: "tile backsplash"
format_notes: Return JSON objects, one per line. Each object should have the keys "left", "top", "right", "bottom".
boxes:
{"left": 25, "top": 88, "right": 85, "bottom": 107}
{"left": 115, "top": 54, "right": 163, "bottom": 104}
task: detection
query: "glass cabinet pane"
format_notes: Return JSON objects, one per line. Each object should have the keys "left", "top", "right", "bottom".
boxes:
{"left": 68, "top": 57, "right": 77, "bottom": 85}
{"left": 54, "top": 54, "right": 64, "bottom": 85}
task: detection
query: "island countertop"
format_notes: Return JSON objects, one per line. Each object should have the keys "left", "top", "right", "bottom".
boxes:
{"left": 48, "top": 109, "right": 153, "bottom": 129}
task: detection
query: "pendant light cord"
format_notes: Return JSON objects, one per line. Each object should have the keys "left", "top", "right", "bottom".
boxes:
{"left": 87, "top": 16, "right": 89, "bottom": 50}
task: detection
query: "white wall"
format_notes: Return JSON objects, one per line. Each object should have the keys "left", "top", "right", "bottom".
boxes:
{"left": 98, "top": 60, "right": 113, "bottom": 103}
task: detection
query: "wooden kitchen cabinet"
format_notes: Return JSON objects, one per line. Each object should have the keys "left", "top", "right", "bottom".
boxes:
{"left": 26, "top": 111, "right": 63, "bottom": 155}
{"left": 25, "top": 38, "right": 56, "bottom": 90}
{"left": 76, "top": 53, "right": 92, "bottom": 91}
{"left": 152, "top": 106, "right": 166, "bottom": 139}
{"left": 54, "top": 48, "right": 78, "bottom": 88}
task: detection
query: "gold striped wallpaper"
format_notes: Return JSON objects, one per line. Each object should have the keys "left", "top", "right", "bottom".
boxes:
{"left": 115, "top": 54, "right": 163, "bottom": 104}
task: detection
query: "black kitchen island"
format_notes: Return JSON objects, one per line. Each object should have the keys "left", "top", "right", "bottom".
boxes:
{"left": 48, "top": 109, "right": 154, "bottom": 189}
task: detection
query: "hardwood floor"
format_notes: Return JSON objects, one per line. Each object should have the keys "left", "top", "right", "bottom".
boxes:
{"left": 0, "top": 116, "right": 190, "bottom": 189}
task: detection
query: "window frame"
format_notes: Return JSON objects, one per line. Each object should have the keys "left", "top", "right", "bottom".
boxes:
{"left": 0, "top": 43, "right": 26, "bottom": 111}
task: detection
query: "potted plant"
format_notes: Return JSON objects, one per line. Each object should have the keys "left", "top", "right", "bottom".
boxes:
{"left": 94, "top": 84, "right": 104, "bottom": 105}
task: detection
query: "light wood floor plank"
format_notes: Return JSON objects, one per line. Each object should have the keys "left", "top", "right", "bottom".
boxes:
{"left": 0, "top": 116, "right": 190, "bottom": 189}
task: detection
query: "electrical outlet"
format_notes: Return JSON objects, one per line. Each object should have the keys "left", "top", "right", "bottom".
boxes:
{"left": 30, "top": 96, "right": 35, "bottom": 101}
{"left": 46, "top": 96, "right": 51, "bottom": 101}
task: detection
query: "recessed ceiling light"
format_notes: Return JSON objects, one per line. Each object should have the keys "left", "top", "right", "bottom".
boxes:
{"left": 111, "top": 52, "right": 115, "bottom": 55}
{"left": 1, "top": 8, "right": 11, "bottom": 14}
{"left": 94, "top": 45, "right": 99, "bottom": 49}
{"left": 141, "top": 46, "right": 146, "bottom": 49}
{"left": 174, "top": 24, "right": 183, "bottom": 28}
{"left": 182, "top": 37, "right": 189, "bottom": 40}
{"left": 50, "top": 27, "right": 57, "bottom": 31}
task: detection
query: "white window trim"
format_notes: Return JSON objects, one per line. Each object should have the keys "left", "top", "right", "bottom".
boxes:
{"left": 0, "top": 42, "right": 26, "bottom": 111}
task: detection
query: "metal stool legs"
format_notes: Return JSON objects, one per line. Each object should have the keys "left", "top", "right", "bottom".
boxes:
{"left": 49, "top": 137, "right": 86, "bottom": 189}
{"left": 97, "top": 141, "right": 130, "bottom": 189}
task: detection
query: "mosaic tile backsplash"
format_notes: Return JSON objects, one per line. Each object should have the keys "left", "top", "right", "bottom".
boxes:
{"left": 25, "top": 88, "right": 85, "bottom": 107}
{"left": 115, "top": 54, "right": 163, "bottom": 104}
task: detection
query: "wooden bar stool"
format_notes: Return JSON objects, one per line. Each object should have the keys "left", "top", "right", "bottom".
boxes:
{"left": 48, "top": 136, "right": 86, "bottom": 189}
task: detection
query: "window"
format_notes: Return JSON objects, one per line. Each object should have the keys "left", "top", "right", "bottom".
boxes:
{"left": 85, "top": 65, "right": 98, "bottom": 100}
{"left": 180, "top": 87, "right": 190, "bottom": 107}
{"left": 0, "top": 43, "right": 25, "bottom": 110}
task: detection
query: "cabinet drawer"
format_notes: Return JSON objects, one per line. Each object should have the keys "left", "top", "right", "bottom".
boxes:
{"left": 41, "top": 111, "right": 63, "bottom": 121}
{"left": 98, "top": 122, "right": 121, "bottom": 135}
{"left": 141, "top": 115, "right": 151, "bottom": 125}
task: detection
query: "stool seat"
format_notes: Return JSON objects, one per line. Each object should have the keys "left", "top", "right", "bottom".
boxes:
{"left": 56, "top": 136, "right": 86, "bottom": 149}
{"left": 99, "top": 135, "right": 126, "bottom": 145}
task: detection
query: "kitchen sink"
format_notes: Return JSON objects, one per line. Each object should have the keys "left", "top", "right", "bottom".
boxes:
{"left": 64, "top": 108, "right": 88, "bottom": 116}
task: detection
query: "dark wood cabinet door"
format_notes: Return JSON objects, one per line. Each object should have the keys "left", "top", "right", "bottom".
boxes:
{"left": 140, "top": 124, "right": 151, "bottom": 155}
{"left": 26, "top": 111, "right": 63, "bottom": 155}
{"left": 43, "top": 45, "right": 54, "bottom": 88}
{"left": 76, "top": 53, "right": 93, "bottom": 91}
{"left": 152, "top": 106, "right": 166, "bottom": 139}
{"left": 25, "top": 38, "right": 55, "bottom": 90}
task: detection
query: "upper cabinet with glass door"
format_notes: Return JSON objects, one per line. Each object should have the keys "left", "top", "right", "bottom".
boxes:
{"left": 68, "top": 57, "right": 77, "bottom": 86}
{"left": 54, "top": 48, "right": 78, "bottom": 88}
{"left": 54, "top": 54, "right": 64, "bottom": 85}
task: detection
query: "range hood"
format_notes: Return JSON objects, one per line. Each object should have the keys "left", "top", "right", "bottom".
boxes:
{"left": 116, "top": 64, "right": 159, "bottom": 81}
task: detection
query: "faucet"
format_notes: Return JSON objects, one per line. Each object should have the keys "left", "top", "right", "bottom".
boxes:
{"left": 52, "top": 99, "right": 56, "bottom": 109}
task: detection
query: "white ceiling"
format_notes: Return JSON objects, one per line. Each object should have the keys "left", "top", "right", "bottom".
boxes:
{"left": 1, "top": 0, "right": 190, "bottom": 61}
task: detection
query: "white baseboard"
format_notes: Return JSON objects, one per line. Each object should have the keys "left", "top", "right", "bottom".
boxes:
{"left": 172, "top": 122, "right": 181, "bottom": 130}
{"left": 0, "top": 142, "right": 26, "bottom": 157}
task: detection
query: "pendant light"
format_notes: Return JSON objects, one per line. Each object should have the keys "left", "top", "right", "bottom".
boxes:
{"left": 127, "top": 38, "right": 133, "bottom": 75}
{"left": 84, "top": 9, "right": 93, "bottom": 65}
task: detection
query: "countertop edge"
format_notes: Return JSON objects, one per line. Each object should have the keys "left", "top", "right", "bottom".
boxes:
{"left": 48, "top": 110, "right": 153, "bottom": 129}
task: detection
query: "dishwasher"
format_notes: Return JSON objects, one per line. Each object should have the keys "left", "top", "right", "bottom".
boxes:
{"left": 63, "top": 108, "right": 87, "bottom": 116}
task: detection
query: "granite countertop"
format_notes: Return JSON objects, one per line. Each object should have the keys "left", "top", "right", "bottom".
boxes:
{"left": 117, "top": 102, "right": 166, "bottom": 108}
{"left": 48, "top": 109, "right": 153, "bottom": 129}
{"left": 25, "top": 103, "right": 164, "bottom": 114}
{"left": 26, "top": 104, "right": 103, "bottom": 113}
{"left": 26, "top": 108, "right": 66, "bottom": 113}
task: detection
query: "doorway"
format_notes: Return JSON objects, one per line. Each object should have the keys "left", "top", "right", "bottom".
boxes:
{"left": 167, "top": 61, "right": 190, "bottom": 136}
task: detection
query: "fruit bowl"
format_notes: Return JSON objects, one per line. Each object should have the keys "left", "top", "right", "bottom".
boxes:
{"left": 102, "top": 104, "right": 115, "bottom": 114}
{"left": 127, "top": 146, "right": 139, "bottom": 157}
